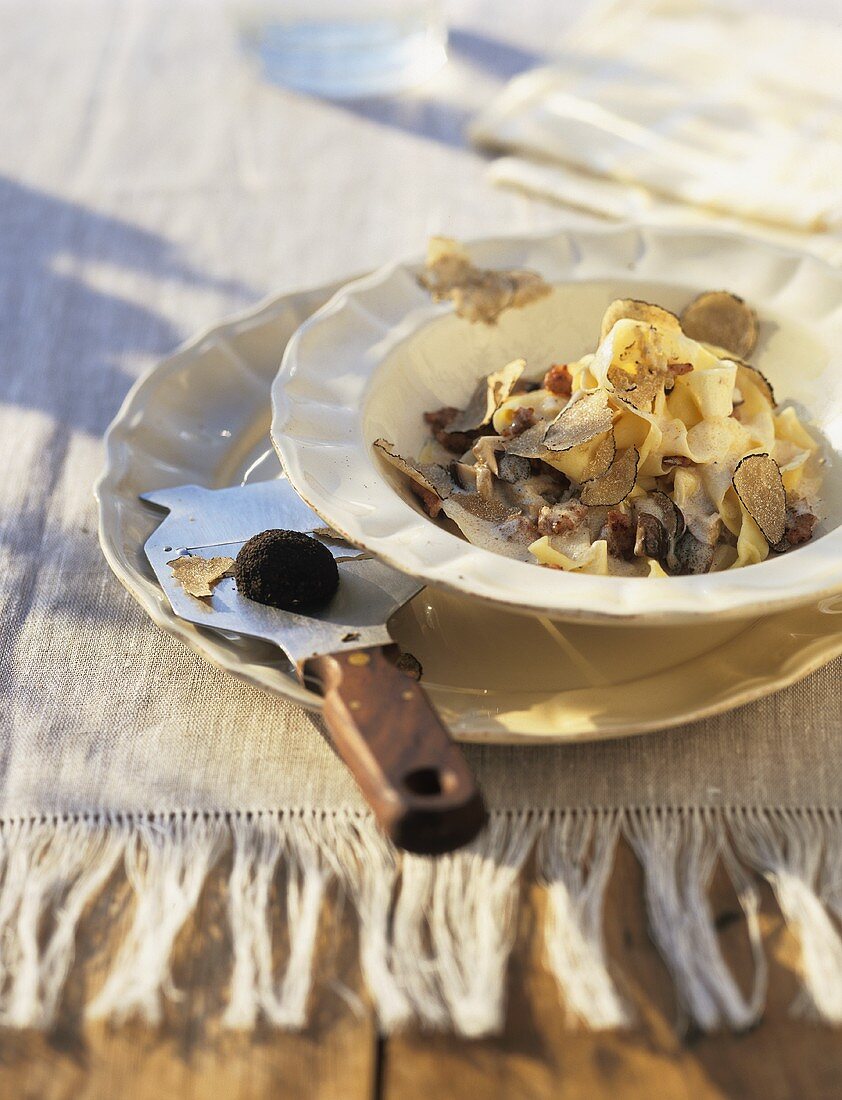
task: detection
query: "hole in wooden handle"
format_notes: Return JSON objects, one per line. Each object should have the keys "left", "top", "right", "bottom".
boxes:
{"left": 403, "top": 767, "right": 460, "bottom": 798}
{"left": 403, "top": 767, "right": 443, "bottom": 797}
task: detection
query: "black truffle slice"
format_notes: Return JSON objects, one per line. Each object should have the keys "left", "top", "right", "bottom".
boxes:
{"left": 582, "top": 430, "right": 616, "bottom": 481}
{"left": 440, "top": 492, "right": 533, "bottom": 560}
{"left": 235, "top": 529, "right": 339, "bottom": 612}
{"left": 504, "top": 421, "right": 555, "bottom": 460}
{"left": 542, "top": 391, "right": 614, "bottom": 453}
{"left": 732, "top": 453, "right": 786, "bottom": 545}
{"left": 580, "top": 446, "right": 639, "bottom": 507}
{"left": 373, "top": 439, "right": 453, "bottom": 500}
{"left": 680, "top": 291, "right": 758, "bottom": 359}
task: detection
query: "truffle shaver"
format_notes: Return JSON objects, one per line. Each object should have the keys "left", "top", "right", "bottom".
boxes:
{"left": 141, "top": 480, "right": 486, "bottom": 855}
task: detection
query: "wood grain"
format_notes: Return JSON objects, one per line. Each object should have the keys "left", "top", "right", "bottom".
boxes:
{"left": 0, "top": 841, "right": 840, "bottom": 1100}
{"left": 0, "top": 852, "right": 376, "bottom": 1100}
{"left": 307, "top": 645, "right": 486, "bottom": 854}
{"left": 383, "top": 840, "right": 842, "bottom": 1100}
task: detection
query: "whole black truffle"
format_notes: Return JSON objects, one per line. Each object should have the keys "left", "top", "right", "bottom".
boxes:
{"left": 235, "top": 529, "right": 339, "bottom": 612}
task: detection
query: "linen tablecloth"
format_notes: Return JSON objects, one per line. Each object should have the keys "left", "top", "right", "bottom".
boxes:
{"left": 1, "top": 0, "right": 840, "bottom": 1037}
{"left": 472, "top": 0, "right": 842, "bottom": 236}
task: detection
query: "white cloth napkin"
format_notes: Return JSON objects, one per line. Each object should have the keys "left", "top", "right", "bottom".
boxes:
{"left": 471, "top": 0, "right": 842, "bottom": 245}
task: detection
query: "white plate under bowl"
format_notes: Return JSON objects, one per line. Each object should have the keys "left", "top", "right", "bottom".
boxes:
{"left": 274, "top": 224, "right": 842, "bottom": 625}
{"left": 96, "top": 273, "right": 842, "bottom": 743}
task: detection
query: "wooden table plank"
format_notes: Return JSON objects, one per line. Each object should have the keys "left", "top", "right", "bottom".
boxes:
{"left": 0, "top": 841, "right": 840, "bottom": 1100}
{"left": 382, "top": 839, "right": 842, "bottom": 1100}
{"left": 0, "top": 855, "right": 376, "bottom": 1100}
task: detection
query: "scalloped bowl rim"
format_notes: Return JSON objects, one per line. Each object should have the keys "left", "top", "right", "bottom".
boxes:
{"left": 272, "top": 224, "right": 842, "bottom": 625}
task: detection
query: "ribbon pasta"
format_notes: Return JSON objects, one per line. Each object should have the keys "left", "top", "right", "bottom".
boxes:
{"left": 386, "top": 287, "right": 821, "bottom": 579}
{"left": 493, "top": 311, "right": 821, "bottom": 576}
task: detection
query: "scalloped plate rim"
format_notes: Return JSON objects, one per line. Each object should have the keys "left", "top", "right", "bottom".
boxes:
{"left": 96, "top": 253, "right": 842, "bottom": 744}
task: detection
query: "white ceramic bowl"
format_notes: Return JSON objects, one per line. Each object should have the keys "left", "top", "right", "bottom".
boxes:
{"left": 273, "top": 225, "right": 842, "bottom": 625}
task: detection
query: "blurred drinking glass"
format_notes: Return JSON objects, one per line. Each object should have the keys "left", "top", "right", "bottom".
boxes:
{"left": 239, "top": 1, "right": 448, "bottom": 98}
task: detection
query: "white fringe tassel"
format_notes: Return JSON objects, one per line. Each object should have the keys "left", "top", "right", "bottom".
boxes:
{"left": 312, "top": 811, "right": 538, "bottom": 1036}
{"left": 224, "top": 813, "right": 328, "bottom": 1029}
{"left": 395, "top": 812, "right": 538, "bottom": 1037}
{"left": 0, "top": 818, "right": 125, "bottom": 1027}
{"left": 624, "top": 807, "right": 766, "bottom": 1031}
{"left": 87, "top": 814, "right": 226, "bottom": 1024}
{"left": 729, "top": 807, "right": 842, "bottom": 1023}
{"left": 323, "top": 813, "right": 410, "bottom": 1031}
{"left": 0, "top": 808, "right": 839, "bottom": 1034}
{"left": 536, "top": 808, "right": 631, "bottom": 1028}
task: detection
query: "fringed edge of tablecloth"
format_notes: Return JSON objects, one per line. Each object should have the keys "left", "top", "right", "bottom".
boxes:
{"left": 0, "top": 807, "right": 839, "bottom": 1034}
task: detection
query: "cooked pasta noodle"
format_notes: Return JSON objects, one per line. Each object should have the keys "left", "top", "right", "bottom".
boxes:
{"left": 379, "top": 286, "right": 822, "bottom": 577}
